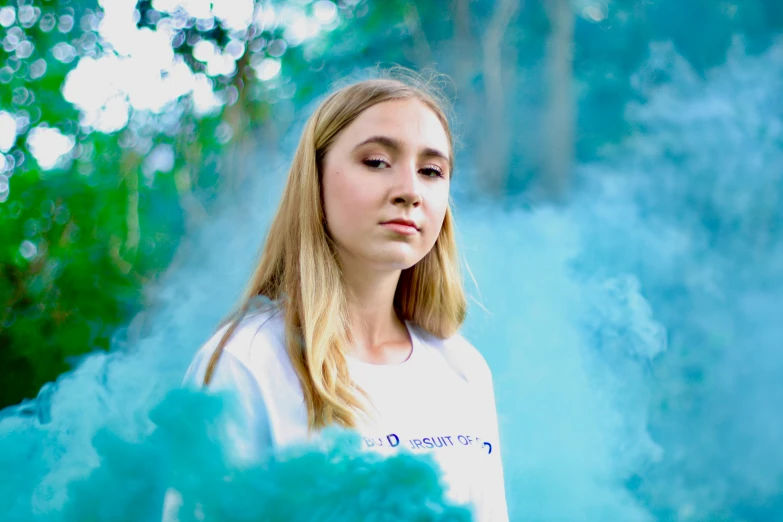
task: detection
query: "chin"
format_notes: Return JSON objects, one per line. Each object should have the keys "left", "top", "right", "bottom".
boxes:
{"left": 367, "top": 247, "right": 425, "bottom": 271}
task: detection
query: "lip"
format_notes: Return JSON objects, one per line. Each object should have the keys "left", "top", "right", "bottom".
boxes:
{"left": 381, "top": 219, "right": 419, "bottom": 235}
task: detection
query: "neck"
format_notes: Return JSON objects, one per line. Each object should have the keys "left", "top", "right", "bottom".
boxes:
{"left": 340, "top": 259, "right": 411, "bottom": 361}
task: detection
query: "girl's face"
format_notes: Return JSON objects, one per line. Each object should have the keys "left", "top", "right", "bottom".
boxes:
{"left": 321, "top": 99, "right": 451, "bottom": 274}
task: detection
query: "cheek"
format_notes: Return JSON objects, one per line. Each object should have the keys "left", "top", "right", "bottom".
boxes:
{"left": 322, "top": 171, "right": 339, "bottom": 213}
{"left": 423, "top": 188, "right": 450, "bottom": 244}
{"left": 323, "top": 170, "right": 369, "bottom": 236}
{"left": 428, "top": 187, "right": 450, "bottom": 225}
{"left": 322, "top": 172, "right": 345, "bottom": 230}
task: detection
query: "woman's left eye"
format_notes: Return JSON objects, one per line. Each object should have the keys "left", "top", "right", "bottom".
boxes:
{"left": 421, "top": 167, "right": 444, "bottom": 178}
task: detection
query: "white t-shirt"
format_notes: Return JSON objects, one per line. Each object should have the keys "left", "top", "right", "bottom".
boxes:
{"left": 183, "top": 307, "right": 509, "bottom": 521}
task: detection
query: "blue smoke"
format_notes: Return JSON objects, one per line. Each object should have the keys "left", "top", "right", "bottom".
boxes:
{"left": 2, "top": 40, "right": 783, "bottom": 521}
{"left": 460, "top": 40, "right": 783, "bottom": 520}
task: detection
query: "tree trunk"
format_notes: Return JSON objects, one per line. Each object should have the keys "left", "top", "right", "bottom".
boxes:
{"left": 480, "top": 0, "right": 521, "bottom": 196}
{"left": 542, "top": 0, "right": 575, "bottom": 201}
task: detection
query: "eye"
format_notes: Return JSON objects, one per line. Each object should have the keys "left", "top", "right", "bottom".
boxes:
{"left": 363, "top": 157, "right": 390, "bottom": 169}
{"left": 421, "top": 166, "right": 445, "bottom": 178}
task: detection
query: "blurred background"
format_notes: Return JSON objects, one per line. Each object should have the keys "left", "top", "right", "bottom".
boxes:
{"left": 2, "top": 0, "right": 783, "bottom": 521}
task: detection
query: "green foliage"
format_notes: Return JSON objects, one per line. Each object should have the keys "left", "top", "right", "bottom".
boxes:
{"left": 1, "top": 1, "right": 112, "bottom": 406}
{"left": 0, "top": 0, "right": 391, "bottom": 409}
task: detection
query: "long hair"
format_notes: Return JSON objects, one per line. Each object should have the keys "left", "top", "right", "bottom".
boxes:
{"left": 203, "top": 71, "right": 467, "bottom": 431}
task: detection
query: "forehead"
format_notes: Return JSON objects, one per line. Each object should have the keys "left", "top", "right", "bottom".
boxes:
{"left": 337, "top": 99, "right": 450, "bottom": 156}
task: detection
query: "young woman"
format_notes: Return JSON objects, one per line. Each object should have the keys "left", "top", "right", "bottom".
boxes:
{"left": 184, "top": 73, "right": 509, "bottom": 521}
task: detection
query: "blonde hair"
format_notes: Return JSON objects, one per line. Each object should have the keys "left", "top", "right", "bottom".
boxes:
{"left": 203, "top": 71, "right": 467, "bottom": 431}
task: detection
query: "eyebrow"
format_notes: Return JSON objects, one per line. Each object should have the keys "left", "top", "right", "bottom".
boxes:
{"left": 353, "top": 135, "right": 450, "bottom": 164}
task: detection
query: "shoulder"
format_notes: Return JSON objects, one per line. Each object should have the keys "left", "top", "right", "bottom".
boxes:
{"left": 414, "top": 326, "right": 493, "bottom": 386}
{"left": 184, "top": 306, "right": 286, "bottom": 388}
{"left": 222, "top": 306, "right": 286, "bottom": 365}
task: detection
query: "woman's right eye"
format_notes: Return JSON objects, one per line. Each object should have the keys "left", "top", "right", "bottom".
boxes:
{"left": 363, "top": 158, "right": 390, "bottom": 169}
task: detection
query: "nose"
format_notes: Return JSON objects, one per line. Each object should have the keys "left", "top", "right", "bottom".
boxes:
{"left": 391, "top": 162, "right": 422, "bottom": 207}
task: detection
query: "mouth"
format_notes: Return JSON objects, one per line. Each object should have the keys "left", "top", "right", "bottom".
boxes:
{"left": 381, "top": 219, "right": 419, "bottom": 235}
